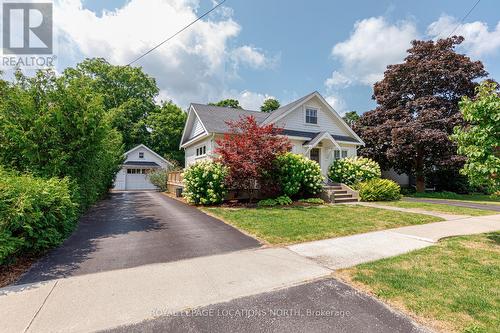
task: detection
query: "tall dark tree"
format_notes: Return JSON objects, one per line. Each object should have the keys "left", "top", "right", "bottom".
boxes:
{"left": 355, "top": 37, "right": 488, "bottom": 192}
{"left": 147, "top": 101, "right": 187, "bottom": 165}
{"left": 209, "top": 99, "right": 242, "bottom": 109}
{"left": 64, "top": 58, "right": 159, "bottom": 150}
{"left": 343, "top": 111, "right": 360, "bottom": 126}
{"left": 260, "top": 98, "right": 280, "bottom": 112}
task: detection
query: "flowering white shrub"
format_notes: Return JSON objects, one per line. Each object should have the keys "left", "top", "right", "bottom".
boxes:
{"left": 183, "top": 161, "right": 228, "bottom": 205}
{"left": 328, "top": 156, "right": 381, "bottom": 185}
{"left": 275, "top": 153, "right": 324, "bottom": 196}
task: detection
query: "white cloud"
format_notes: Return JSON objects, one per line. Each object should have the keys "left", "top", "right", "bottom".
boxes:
{"left": 427, "top": 15, "right": 500, "bottom": 57}
{"left": 222, "top": 90, "right": 273, "bottom": 110}
{"left": 53, "top": 0, "right": 275, "bottom": 107}
{"left": 324, "top": 71, "right": 352, "bottom": 88}
{"left": 325, "top": 94, "right": 347, "bottom": 116}
{"left": 330, "top": 17, "right": 418, "bottom": 86}
{"left": 230, "top": 46, "right": 276, "bottom": 69}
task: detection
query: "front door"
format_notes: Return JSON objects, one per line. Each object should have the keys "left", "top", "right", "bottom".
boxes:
{"left": 310, "top": 148, "right": 320, "bottom": 166}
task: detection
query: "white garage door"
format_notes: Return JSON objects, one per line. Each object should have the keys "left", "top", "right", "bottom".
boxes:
{"left": 125, "top": 168, "right": 157, "bottom": 190}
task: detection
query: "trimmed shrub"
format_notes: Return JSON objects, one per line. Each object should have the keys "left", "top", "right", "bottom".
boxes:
{"left": 275, "top": 153, "right": 324, "bottom": 197}
{"left": 0, "top": 168, "right": 78, "bottom": 264}
{"left": 148, "top": 169, "right": 168, "bottom": 192}
{"left": 257, "top": 198, "right": 277, "bottom": 207}
{"left": 298, "top": 198, "right": 325, "bottom": 204}
{"left": 358, "top": 178, "right": 401, "bottom": 201}
{"left": 275, "top": 195, "right": 293, "bottom": 205}
{"left": 257, "top": 195, "right": 292, "bottom": 207}
{"left": 183, "top": 161, "right": 228, "bottom": 205}
{"left": 328, "top": 157, "right": 381, "bottom": 185}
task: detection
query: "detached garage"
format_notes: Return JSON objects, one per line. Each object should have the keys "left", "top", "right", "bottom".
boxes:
{"left": 113, "top": 144, "right": 172, "bottom": 190}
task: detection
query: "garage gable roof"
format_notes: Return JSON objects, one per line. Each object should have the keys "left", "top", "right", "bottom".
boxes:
{"left": 124, "top": 144, "right": 172, "bottom": 167}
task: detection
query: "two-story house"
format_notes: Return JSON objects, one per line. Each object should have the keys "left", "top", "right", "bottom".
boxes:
{"left": 180, "top": 91, "right": 365, "bottom": 175}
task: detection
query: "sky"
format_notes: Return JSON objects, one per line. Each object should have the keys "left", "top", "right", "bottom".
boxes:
{"left": 10, "top": 0, "right": 500, "bottom": 114}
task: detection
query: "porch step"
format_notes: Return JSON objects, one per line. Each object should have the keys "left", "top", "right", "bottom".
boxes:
{"left": 332, "top": 190, "right": 347, "bottom": 195}
{"left": 334, "top": 197, "right": 359, "bottom": 203}
{"left": 333, "top": 194, "right": 353, "bottom": 199}
{"left": 324, "top": 186, "right": 342, "bottom": 190}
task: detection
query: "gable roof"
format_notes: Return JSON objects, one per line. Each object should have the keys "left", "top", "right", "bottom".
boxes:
{"left": 191, "top": 103, "right": 268, "bottom": 133}
{"left": 262, "top": 91, "right": 317, "bottom": 125}
{"left": 180, "top": 92, "right": 365, "bottom": 147}
{"left": 124, "top": 144, "right": 173, "bottom": 167}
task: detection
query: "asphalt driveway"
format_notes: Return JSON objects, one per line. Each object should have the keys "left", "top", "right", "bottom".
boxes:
{"left": 16, "top": 191, "right": 259, "bottom": 285}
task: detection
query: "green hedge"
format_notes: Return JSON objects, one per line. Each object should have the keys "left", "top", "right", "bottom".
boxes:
{"left": 358, "top": 178, "right": 401, "bottom": 201}
{"left": 0, "top": 168, "right": 78, "bottom": 264}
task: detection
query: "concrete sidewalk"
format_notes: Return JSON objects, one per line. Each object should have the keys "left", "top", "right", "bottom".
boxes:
{"left": 0, "top": 248, "right": 330, "bottom": 333}
{"left": 403, "top": 197, "right": 500, "bottom": 212}
{"left": 356, "top": 201, "right": 471, "bottom": 220}
{"left": 289, "top": 214, "right": 500, "bottom": 269}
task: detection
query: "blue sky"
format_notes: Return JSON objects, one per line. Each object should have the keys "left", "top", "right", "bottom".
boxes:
{"left": 47, "top": 1, "right": 500, "bottom": 113}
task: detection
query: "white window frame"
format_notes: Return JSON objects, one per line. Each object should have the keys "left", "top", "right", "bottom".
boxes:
{"left": 333, "top": 150, "right": 340, "bottom": 160}
{"left": 195, "top": 145, "right": 207, "bottom": 158}
{"left": 304, "top": 107, "right": 318, "bottom": 125}
{"left": 334, "top": 149, "right": 348, "bottom": 160}
{"left": 139, "top": 152, "right": 144, "bottom": 159}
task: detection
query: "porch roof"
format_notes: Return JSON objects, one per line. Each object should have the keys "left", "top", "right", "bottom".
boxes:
{"left": 302, "top": 131, "right": 341, "bottom": 149}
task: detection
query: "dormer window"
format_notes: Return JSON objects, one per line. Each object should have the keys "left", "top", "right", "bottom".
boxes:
{"left": 139, "top": 152, "right": 144, "bottom": 159}
{"left": 305, "top": 108, "right": 318, "bottom": 124}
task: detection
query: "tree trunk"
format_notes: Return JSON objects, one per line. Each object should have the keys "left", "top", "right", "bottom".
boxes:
{"left": 415, "top": 146, "right": 425, "bottom": 192}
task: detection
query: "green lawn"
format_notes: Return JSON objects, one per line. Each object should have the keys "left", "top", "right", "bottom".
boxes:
{"left": 341, "top": 233, "right": 500, "bottom": 333}
{"left": 407, "top": 192, "right": 500, "bottom": 205}
{"left": 204, "top": 205, "right": 442, "bottom": 245}
{"left": 379, "top": 201, "right": 498, "bottom": 216}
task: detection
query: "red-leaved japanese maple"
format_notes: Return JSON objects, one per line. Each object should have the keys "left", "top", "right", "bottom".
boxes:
{"left": 215, "top": 115, "right": 291, "bottom": 200}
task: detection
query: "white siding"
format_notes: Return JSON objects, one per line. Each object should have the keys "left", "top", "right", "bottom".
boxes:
{"left": 113, "top": 169, "right": 126, "bottom": 190}
{"left": 189, "top": 115, "right": 205, "bottom": 139}
{"left": 382, "top": 168, "right": 410, "bottom": 186}
{"left": 185, "top": 136, "right": 214, "bottom": 167}
{"left": 274, "top": 96, "right": 352, "bottom": 138}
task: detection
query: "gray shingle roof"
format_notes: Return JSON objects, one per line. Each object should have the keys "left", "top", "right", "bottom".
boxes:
{"left": 191, "top": 103, "right": 268, "bottom": 134}
{"left": 283, "top": 129, "right": 360, "bottom": 143}
{"left": 123, "top": 161, "right": 160, "bottom": 167}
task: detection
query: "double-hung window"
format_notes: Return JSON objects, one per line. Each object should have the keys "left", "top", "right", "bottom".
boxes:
{"left": 305, "top": 108, "right": 318, "bottom": 124}
{"left": 334, "top": 150, "right": 340, "bottom": 160}
{"left": 196, "top": 145, "right": 206, "bottom": 157}
{"left": 334, "top": 150, "right": 348, "bottom": 160}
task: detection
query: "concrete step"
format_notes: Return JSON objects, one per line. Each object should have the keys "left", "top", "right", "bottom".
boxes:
{"left": 324, "top": 186, "right": 342, "bottom": 190}
{"left": 334, "top": 194, "right": 353, "bottom": 199}
{"left": 334, "top": 198, "right": 359, "bottom": 203}
{"left": 332, "top": 190, "right": 347, "bottom": 195}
